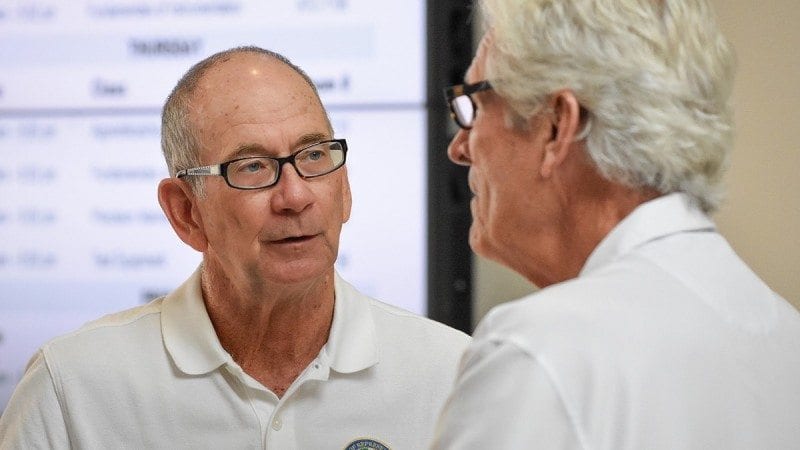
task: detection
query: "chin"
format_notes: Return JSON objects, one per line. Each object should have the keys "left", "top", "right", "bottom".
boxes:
{"left": 261, "top": 259, "right": 333, "bottom": 285}
{"left": 469, "top": 228, "right": 507, "bottom": 266}
{"left": 468, "top": 228, "right": 492, "bottom": 258}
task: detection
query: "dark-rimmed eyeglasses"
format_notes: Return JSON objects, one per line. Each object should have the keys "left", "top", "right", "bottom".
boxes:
{"left": 176, "top": 138, "right": 348, "bottom": 190}
{"left": 443, "top": 80, "right": 493, "bottom": 129}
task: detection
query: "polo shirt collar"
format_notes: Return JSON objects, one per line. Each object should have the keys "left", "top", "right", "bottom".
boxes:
{"left": 162, "top": 266, "right": 231, "bottom": 375}
{"left": 161, "top": 268, "right": 378, "bottom": 376}
{"left": 321, "top": 273, "right": 379, "bottom": 374}
{"left": 580, "top": 193, "right": 715, "bottom": 277}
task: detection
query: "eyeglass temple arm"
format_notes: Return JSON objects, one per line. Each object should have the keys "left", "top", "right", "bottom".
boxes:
{"left": 176, "top": 165, "right": 222, "bottom": 178}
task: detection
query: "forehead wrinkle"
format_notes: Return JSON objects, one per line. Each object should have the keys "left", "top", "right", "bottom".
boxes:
{"left": 189, "top": 57, "right": 332, "bottom": 163}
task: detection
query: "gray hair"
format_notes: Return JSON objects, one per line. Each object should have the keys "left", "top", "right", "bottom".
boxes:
{"left": 161, "top": 46, "right": 329, "bottom": 194}
{"left": 480, "top": 0, "right": 736, "bottom": 212}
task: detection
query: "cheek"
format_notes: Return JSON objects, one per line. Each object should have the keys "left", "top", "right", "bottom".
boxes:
{"left": 465, "top": 176, "right": 494, "bottom": 250}
{"left": 201, "top": 194, "right": 259, "bottom": 240}
{"left": 472, "top": 166, "right": 518, "bottom": 239}
{"left": 313, "top": 180, "right": 349, "bottom": 228}
{"left": 339, "top": 179, "right": 352, "bottom": 223}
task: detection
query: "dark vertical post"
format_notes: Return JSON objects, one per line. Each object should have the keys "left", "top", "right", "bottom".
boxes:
{"left": 427, "top": 0, "right": 475, "bottom": 333}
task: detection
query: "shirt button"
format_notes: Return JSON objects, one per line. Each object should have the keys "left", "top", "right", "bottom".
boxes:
{"left": 271, "top": 416, "right": 283, "bottom": 431}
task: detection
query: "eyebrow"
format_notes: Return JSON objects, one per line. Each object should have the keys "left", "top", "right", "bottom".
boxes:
{"left": 226, "top": 132, "right": 331, "bottom": 160}
{"left": 295, "top": 132, "right": 330, "bottom": 149}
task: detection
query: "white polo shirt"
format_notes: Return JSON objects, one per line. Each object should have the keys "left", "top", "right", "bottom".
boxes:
{"left": 432, "top": 193, "right": 800, "bottom": 449}
{"left": 0, "top": 271, "right": 470, "bottom": 449}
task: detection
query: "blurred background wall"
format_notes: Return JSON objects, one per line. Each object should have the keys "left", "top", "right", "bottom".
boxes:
{"left": 473, "top": 0, "right": 800, "bottom": 327}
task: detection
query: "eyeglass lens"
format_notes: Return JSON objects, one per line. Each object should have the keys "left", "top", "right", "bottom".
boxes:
{"left": 227, "top": 141, "right": 345, "bottom": 188}
{"left": 452, "top": 95, "right": 475, "bottom": 128}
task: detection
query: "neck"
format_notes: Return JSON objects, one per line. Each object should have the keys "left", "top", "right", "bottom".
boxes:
{"left": 515, "top": 171, "right": 659, "bottom": 288}
{"left": 200, "top": 264, "right": 336, "bottom": 397}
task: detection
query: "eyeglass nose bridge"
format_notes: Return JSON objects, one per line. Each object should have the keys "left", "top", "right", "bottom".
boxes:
{"left": 268, "top": 152, "right": 307, "bottom": 187}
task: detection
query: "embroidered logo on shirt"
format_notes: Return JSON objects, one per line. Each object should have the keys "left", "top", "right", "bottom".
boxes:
{"left": 344, "top": 438, "right": 390, "bottom": 450}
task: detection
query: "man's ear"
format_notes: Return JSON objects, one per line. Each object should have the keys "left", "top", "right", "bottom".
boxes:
{"left": 158, "top": 178, "right": 208, "bottom": 252}
{"left": 540, "top": 89, "right": 582, "bottom": 179}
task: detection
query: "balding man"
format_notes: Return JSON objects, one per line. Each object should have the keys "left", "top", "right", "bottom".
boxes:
{"left": 0, "top": 47, "right": 469, "bottom": 449}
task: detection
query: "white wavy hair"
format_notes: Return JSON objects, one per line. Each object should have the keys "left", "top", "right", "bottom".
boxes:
{"left": 480, "top": 0, "right": 736, "bottom": 212}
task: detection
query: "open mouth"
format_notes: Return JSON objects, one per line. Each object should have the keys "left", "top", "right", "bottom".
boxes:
{"left": 274, "top": 235, "right": 316, "bottom": 244}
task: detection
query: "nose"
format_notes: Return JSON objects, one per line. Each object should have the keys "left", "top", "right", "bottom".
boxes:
{"left": 270, "top": 163, "right": 314, "bottom": 213}
{"left": 447, "top": 128, "right": 471, "bottom": 166}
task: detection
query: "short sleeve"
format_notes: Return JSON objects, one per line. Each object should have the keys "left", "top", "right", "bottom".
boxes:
{"left": 0, "top": 351, "right": 69, "bottom": 450}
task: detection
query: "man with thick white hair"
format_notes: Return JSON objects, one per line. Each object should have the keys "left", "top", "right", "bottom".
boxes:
{"left": 431, "top": 0, "right": 800, "bottom": 448}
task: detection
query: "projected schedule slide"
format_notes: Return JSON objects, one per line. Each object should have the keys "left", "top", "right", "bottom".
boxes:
{"left": 0, "top": 0, "right": 427, "bottom": 410}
